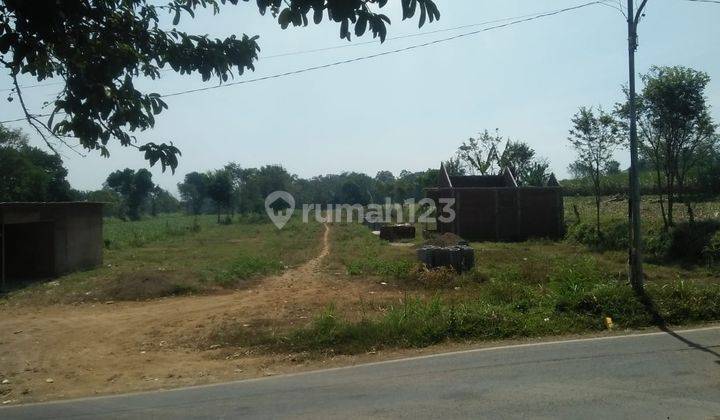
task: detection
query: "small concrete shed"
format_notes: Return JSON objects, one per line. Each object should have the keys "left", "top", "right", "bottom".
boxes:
{"left": 425, "top": 164, "right": 564, "bottom": 242}
{"left": 0, "top": 202, "right": 104, "bottom": 285}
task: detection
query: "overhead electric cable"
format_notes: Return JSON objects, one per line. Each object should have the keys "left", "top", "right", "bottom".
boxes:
{"left": 162, "top": 1, "right": 603, "bottom": 98}
{"left": 0, "top": 1, "right": 603, "bottom": 124}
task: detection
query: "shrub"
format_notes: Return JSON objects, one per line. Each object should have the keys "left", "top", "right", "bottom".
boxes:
{"left": 565, "top": 219, "right": 628, "bottom": 251}
{"left": 644, "top": 228, "right": 673, "bottom": 260}
{"left": 703, "top": 231, "right": 720, "bottom": 268}
{"left": 569, "top": 218, "right": 720, "bottom": 264}
{"left": 665, "top": 221, "right": 720, "bottom": 262}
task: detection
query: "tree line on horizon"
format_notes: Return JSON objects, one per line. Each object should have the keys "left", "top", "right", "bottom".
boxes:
{"left": 1, "top": 66, "right": 718, "bottom": 225}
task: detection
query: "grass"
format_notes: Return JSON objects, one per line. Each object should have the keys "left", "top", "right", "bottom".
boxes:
{"left": 326, "top": 222, "right": 421, "bottom": 279}
{"left": 564, "top": 195, "right": 720, "bottom": 265}
{"left": 208, "top": 196, "right": 720, "bottom": 355}
{"left": 563, "top": 195, "right": 720, "bottom": 227}
{"left": 4, "top": 214, "right": 322, "bottom": 304}
{"left": 212, "top": 257, "right": 720, "bottom": 355}
{"left": 6, "top": 195, "right": 720, "bottom": 358}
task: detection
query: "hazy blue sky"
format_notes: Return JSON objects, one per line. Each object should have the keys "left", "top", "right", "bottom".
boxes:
{"left": 2, "top": 0, "right": 719, "bottom": 194}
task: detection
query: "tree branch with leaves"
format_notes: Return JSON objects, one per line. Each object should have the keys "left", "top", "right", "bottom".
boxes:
{"left": 0, "top": 0, "right": 439, "bottom": 172}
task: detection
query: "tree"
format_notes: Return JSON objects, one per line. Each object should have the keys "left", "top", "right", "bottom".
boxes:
{"left": 457, "top": 130, "right": 502, "bottom": 175}
{"left": 149, "top": 186, "right": 180, "bottom": 216}
{"left": 206, "top": 169, "right": 234, "bottom": 222}
{"left": 374, "top": 170, "right": 396, "bottom": 201}
{"left": 498, "top": 140, "right": 549, "bottom": 186}
{"left": 178, "top": 171, "right": 209, "bottom": 215}
{"left": 567, "top": 161, "right": 591, "bottom": 180}
{"left": 442, "top": 157, "right": 466, "bottom": 177}
{"left": 1, "top": 0, "right": 439, "bottom": 170}
{"left": 0, "top": 125, "right": 73, "bottom": 202}
{"left": 86, "top": 188, "right": 123, "bottom": 217}
{"left": 522, "top": 160, "right": 551, "bottom": 187}
{"left": 455, "top": 129, "right": 549, "bottom": 185}
{"left": 568, "top": 106, "right": 623, "bottom": 236}
{"left": 605, "top": 160, "right": 621, "bottom": 175}
{"left": 105, "top": 168, "right": 155, "bottom": 220}
{"left": 236, "top": 165, "right": 296, "bottom": 213}
{"left": 622, "top": 66, "right": 717, "bottom": 228}
{"left": 695, "top": 138, "right": 720, "bottom": 195}
{"left": 223, "top": 162, "right": 245, "bottom": 216}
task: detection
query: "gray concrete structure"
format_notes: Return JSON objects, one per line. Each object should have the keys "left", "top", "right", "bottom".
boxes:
{"left": 0, "top": 202, "right": 104, "bottom": 286}
{"left": 426, "top": 164, "right": 564, "bottom": 241}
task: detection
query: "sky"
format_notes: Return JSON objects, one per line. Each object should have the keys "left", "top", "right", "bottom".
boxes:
{"left": 1, "top": 0, "right": 719, "bottom": 195}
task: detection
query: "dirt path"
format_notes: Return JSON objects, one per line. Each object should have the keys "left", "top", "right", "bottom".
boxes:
{"left": 0, "top": 224, "right": 398, "bottom": 404}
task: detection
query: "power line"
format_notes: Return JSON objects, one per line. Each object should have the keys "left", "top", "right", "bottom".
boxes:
{"left": 259, "top": 8, "right": 583, "bottom": 60}
{"left": 1, "top": 0, "right": 603, "bottom": 124}
{"left": 163, "top": 1, "right": 603, "bottom": 98}
{"left": 680, "top": 0, "right": 720, "bottom": 4}
{"left": 1, "top": 2, "right": 601, "bottom": 94}
{"left": 0, "top": 81, "right": 64, "bottom": 93}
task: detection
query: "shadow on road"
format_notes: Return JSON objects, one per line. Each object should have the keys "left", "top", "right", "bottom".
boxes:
{"left": 633, "top": 284, "right": 720, "bottom": 364}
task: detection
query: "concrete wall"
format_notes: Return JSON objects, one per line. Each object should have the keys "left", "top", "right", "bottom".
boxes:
{"left": 427, "top": 187, "right": 564, "bottom": 242}
{"left": 1, "top": 203, "right": 104, "bottom": 279}
{"left": 53, "top": 205, "right": 104, "bottom": 275}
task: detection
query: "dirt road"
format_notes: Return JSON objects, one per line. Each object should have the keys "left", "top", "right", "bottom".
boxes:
{"left": 0, "top": 224, "right": 399, "bottom": 404}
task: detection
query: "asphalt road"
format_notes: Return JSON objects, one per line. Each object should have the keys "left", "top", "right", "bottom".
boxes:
{"left": 3, "top": 326, "right": 720, "bottom": 419}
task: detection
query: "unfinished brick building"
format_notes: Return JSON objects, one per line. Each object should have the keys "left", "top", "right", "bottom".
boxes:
{"left": 0, "top": 202, "right": 104, "bottom": 287}
{"left": 426, "top": 164, "right": 564, "bottom": 242}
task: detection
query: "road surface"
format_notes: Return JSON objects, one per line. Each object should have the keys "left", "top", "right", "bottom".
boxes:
{"left": 2, "top": 326, "right": 720, "bottom": 419}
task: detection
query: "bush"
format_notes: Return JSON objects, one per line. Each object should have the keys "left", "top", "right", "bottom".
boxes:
{"left": 568, "top": 218, "right": 720, "bottom": 264}
{"left": 703, "top": 231, "right": 720, "bottom": 268}
{"left": 565, "top": 219, "right": 628, "bottom": 251}
{"left": 665, "top": 221, "right": 720, "bottom": 262}
{"left": 644, "top": 227, "right": 672, "bottom": 259}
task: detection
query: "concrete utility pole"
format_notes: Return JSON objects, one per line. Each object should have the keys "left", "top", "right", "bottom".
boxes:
{"left": 627, "top": 0, "right": 649, "bottom": 290}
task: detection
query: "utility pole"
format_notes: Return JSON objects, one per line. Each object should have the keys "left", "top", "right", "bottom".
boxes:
{"left": 627, "top": 0, "right": 649, "bottom": 291}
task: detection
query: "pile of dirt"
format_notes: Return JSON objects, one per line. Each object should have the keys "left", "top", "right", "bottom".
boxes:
{"left": 423, "top": 232, "right": 466, "bottom": 247}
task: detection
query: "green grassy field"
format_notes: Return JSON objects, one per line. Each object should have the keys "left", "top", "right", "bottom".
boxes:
{"left": 219, "top": 196, "right": 720, "bottom": 355}
{"left": 5, "top": 197, "right": 720, "bottom": 356}
{"left": 5, "top": 214, "right": 323, "bottom": 304}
